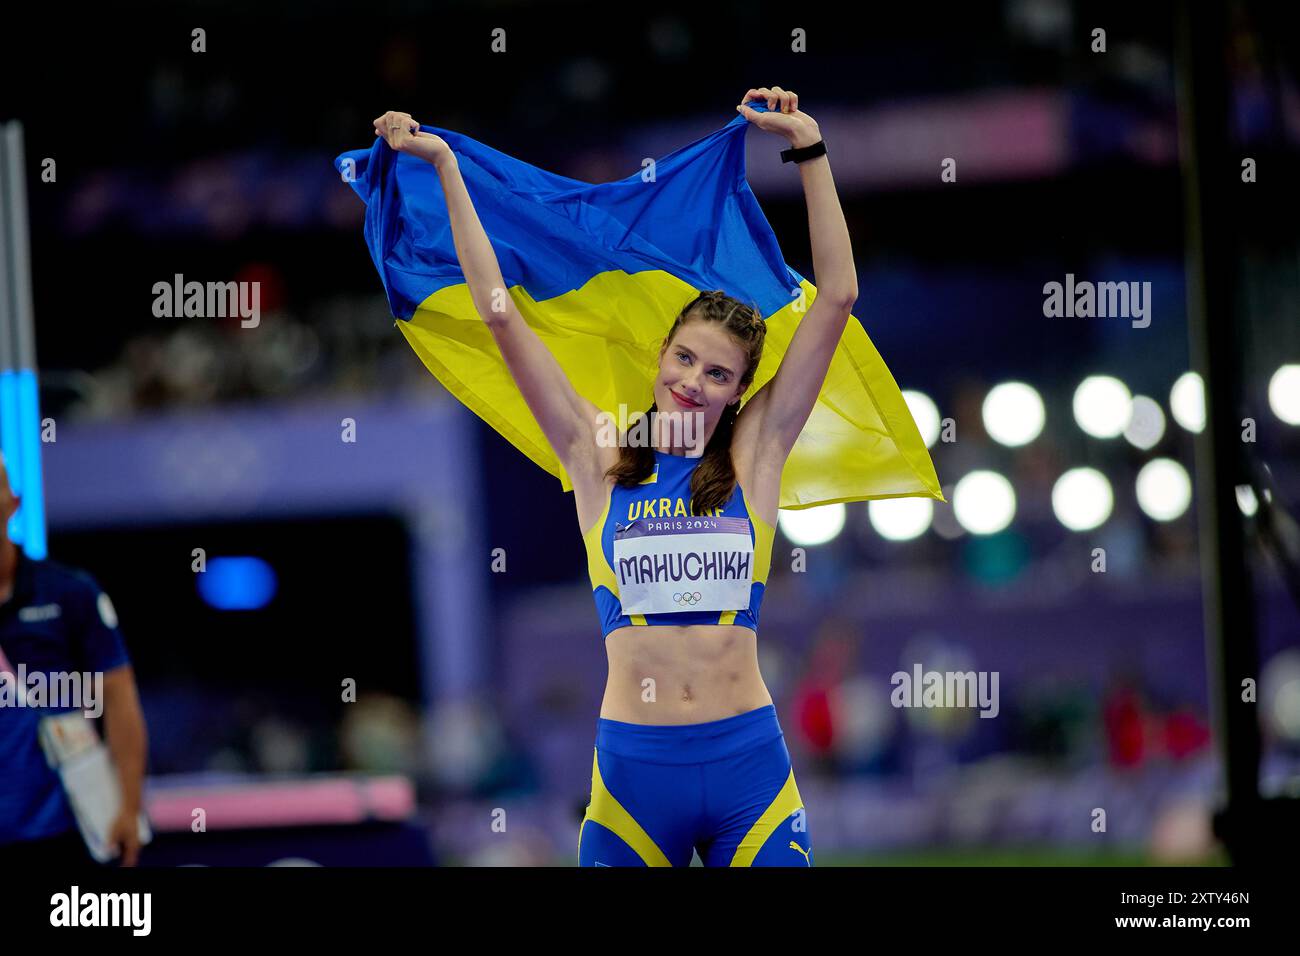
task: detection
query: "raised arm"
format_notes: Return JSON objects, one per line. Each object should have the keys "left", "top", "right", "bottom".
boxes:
{"left": 731, "top": 90, "right": 859, "bottom": 477}
{"left": 374, "top": 111, "right": 600, "bottom": 471}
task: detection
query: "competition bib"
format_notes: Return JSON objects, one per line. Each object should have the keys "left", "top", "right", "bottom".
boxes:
{"left": 613, "top": 515, "right": 754, "bottom": 615}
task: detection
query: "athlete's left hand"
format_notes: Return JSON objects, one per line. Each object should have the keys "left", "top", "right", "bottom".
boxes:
{"left": 373, "top": 110, "right": 453, "bottom": 168}
{"left": 736, "top": 87, "right": 820, "bottom": 147}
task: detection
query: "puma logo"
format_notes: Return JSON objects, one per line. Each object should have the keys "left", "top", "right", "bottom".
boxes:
{"left": 788, "top": 841, "right": 811, "bottom": 865}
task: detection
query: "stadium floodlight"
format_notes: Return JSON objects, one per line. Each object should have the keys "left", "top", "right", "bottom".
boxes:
{"left": 868, "top": 497, "right": 934, "bottom": 541}
{"left": 1073, "top": 375, "right": 1132, "bottom": 438}
{"left": 1136, "top": 458, "right": 1192, "bottom": 521}
{"left": 1268, "top": 364, "right": 1300, "bottom": 426}
{"left": 982, "top": 381, "right": 1045, "bottom": 447}
{"left": 778, "top": 503, "right": 846, "bottom": 546}
{"left": 902, "top": 390, "right": 941, "bottom": 448}
{"left": 1170, "top": 371, "right": 1205, "bottom": 433}
{"left": 1051, "top": 467, "right": 1114, "bottom": 531}
{"left": 1262, "top": 649, "right": 1300, "bottom": 743}
{"left": 1123, "top": 395, "right": 1166, "bottom": 450}
{"left": 952, "top": 470, "right": 1016, "bottom": 535}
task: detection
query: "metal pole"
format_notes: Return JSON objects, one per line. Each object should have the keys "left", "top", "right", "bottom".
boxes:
{"left": 1, "top": 122, "right": 46, "bottom": 559}
{"left": 0, "top": 120, "right": 23, "bottom": 549}
{"left": 1174, "top": 0, "right": 1263, "bottom": 863}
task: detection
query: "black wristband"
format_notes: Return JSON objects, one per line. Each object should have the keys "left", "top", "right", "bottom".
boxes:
{"left": 780, "top": 139, "right": 827, "bottom": 164}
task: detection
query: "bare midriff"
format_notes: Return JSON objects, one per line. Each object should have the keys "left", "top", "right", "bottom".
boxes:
{"left": 600, "top": 623, "right": 774, "bottom": 724}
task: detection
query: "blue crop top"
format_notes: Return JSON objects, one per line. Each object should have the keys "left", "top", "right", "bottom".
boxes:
{"left": 583, "top": 449, "right": 776, "bottom": 638}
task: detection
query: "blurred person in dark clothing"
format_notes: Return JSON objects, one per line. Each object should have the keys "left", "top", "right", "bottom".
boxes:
{"left": 0, "top": 454, "right": 149, "bottom": 866}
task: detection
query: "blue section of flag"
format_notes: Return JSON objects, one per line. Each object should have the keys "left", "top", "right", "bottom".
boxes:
{"left": 334, "top": 104, "right": 802, "bottom": 320}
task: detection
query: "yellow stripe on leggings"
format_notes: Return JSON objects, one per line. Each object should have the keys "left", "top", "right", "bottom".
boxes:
{"left": 729, "top": 769, "right": 806, "bottom": 866}
{"left": 582, "top": 748, "right": 672, "bottom": 866}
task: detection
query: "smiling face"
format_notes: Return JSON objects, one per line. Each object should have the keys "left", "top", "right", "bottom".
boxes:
{"left": 653, "top": 318, "right": 752, "bottom": 452}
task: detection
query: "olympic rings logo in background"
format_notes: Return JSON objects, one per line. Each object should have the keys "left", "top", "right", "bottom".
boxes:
{"left": 673, "top": 592, "right": 703, "bottom": 606}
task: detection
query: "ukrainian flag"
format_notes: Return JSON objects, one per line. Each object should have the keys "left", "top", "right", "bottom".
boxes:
{"left": 335, "top": 105, "right": 941, "bottom": 509}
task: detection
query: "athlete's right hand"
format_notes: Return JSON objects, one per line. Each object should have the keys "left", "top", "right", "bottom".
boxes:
{"left": 373, "top": 110, "right": 452, "bottom": 166}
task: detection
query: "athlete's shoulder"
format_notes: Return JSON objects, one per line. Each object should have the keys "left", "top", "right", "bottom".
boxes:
{"left": 32, "top": 556, "right": 108, "bottom": 601}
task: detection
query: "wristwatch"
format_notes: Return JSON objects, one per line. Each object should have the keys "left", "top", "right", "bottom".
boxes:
{"left": 780, "top": 140, "right": 827, "bottom": 164}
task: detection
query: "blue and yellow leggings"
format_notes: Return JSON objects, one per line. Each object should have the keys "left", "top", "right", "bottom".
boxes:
{"left": 577, "top": 704, "right": 814, "bottom": 867}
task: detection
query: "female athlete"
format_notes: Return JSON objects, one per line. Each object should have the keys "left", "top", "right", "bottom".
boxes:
{"left": 373, "top": 86, "right": 856, "bottom": 866}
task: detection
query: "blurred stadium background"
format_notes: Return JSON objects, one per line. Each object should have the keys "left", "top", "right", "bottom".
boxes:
{"left": 3, "top": 0, "right": 1299, "bottom": 865}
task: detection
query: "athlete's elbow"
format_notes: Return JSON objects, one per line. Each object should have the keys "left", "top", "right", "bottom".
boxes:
{"left": 478, "top": 300, "right": 517, "bottom": 331}
{"left": 481, "top": 310, "right": 511, "bottom": 332}
{"left": 824, "top": 287, "right": 858, "bottom": 311}
{"left": 472, "top": 286, "right": 520, "bottom": 329}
